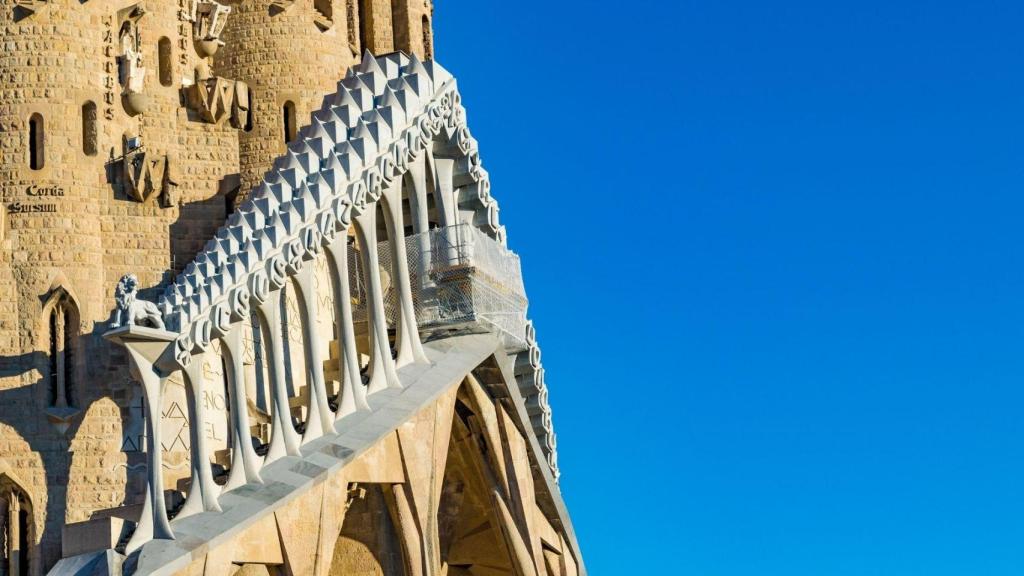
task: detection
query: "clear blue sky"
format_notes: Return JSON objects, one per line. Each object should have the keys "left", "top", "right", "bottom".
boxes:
{"left": 437, "top": 2, "right": 1024, "bottom": 574}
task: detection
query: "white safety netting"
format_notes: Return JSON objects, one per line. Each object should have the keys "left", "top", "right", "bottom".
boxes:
{"left": 350, "top": 223, "right": 528, "bottom": 351}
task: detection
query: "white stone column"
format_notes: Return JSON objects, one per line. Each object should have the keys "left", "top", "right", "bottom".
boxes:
{"left": 218, "top": 327, "right": 263, "bottom": 490}
{"left": 104, "top": 326, "right": 176, "bottom": 553}
{"left": 353, "top": 209, "right": 401, "bottom": 393}
{"left": 175, "top": 360, "right": 222, "bottom": 517}
{"left": 293, "top": 265, "right": 335, "bottom": 441}
{"left": 431, "top": 157, "right": 458, "bottom": 230}
{"left": 381, "top": 179, "right": 429, "bottom": 368}
{"left": 254, "top": 289, "right": 302, "bottom": 463}
{"left": 407, "top": 155, "right": 433, "bottom": 288}
{"left": 431, "top": 158, "right": 461, "bottom": 266}
{"left": 324, "top": 236, "right": 370, "bottom": 418}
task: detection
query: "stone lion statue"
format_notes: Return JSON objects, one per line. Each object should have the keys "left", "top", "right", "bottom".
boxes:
{"left": 112, "top": 273, "right": 165, "bottom": 330}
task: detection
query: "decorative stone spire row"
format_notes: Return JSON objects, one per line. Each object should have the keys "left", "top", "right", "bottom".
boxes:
{"left": 157, "top": 51, "right": 491, "bottom": 341}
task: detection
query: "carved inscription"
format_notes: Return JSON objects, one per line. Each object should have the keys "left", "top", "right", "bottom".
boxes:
{"left": 7, "top": 203, "right": 56, "bottom": 214}
{"left": 7, "top": 185, "right": 64, "bottom": 214}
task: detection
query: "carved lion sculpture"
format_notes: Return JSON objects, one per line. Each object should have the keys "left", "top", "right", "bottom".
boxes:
{"left": 112, "top": 274, "right": 165, "bottom": 330}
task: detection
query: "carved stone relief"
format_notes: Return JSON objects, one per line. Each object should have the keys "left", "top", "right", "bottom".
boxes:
{"left": 187, "top": 0, "right": 231, "bottom": 57}
{"left": 120, "top": 138, "right": 180, "bottom": 207}
{"left": 185, "top": 64, "right": 253, "bottom": 129}
{"left": 117, "top": 5, "right": 149, "bottom": 115}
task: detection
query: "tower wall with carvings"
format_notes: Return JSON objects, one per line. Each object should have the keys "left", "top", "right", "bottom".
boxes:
{"left": 215, "top": 0, "right": 435, "bottom": 197}
{"left": 0, "top": 0, "right": 434, "bottom": 572}
{"left": 0, "top": 1, "right": 242, "bottom": 570}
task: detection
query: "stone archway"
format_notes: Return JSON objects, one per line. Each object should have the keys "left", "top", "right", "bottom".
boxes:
{"left": 435, "top": 396, "right": 518, "bottom": 574}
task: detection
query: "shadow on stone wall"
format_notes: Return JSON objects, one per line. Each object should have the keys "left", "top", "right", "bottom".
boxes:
{"left": 0, "top": 325, "right": 146, "bottom": 573}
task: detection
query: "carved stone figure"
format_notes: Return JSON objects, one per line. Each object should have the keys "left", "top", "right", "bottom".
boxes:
{"left": 119, "top": 133, "right": 179, "bottom": 206}
{"left": 189, "top": 0, "right": 232, "bottom": 57}
{"left": 117, "top": 5, "right": 148, "bottom": 114}
{"left": 112, "top": 274, "right": 165, "bottom": 330}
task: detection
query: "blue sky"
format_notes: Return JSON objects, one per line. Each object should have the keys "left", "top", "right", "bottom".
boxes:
{"left": 436, "top": 2, "right": 1024, "bottom": 574}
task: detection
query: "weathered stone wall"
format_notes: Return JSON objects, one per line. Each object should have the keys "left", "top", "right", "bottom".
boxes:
{"left": 215, "top": 0, "right": 433, "bottom": 198}
{"left": 0, "top": 0, "right": 433, "bottom": 572}
{"left": 215, "top": 0, "right": 357, "bottom": 198}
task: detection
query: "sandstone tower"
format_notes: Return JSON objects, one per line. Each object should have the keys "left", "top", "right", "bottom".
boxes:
{"left": 0, "top": 1, "right": 434, "bottom": 571}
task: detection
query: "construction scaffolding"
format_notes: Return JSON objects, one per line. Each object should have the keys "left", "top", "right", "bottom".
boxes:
{"left": 350, "top": 223, "right": 529, "bottom": 352}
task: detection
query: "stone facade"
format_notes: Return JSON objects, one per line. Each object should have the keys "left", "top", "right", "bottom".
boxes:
{"left": 0, "top": 1, "right": 434, "bottom": 573}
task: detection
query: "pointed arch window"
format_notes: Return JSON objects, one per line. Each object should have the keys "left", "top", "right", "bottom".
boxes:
{"left": 0, "top": 477, "right": 31, "bottom": 576}
{"left": 44, "top": 290, "right": 79, "bottom": 409}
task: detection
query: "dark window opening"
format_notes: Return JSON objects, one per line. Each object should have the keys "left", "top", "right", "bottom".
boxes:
{"left": 282, "top": 101, "right": 297, "bottom": 144}
{"left": 390, "top": 0, "right": 405, "bottom": 51}
{"left": 47, "top": 297, "right": 75, "bottom": 408}
{"left": 28, "top": 114, "right": 43, "bottom": 170}
{"left": 422, "top": 15, "right": 432, "bottom": 60}
{"left": 158, "top": 37, "right": 173, "bottom": 87}
{"left": 82, "top": 101, "right": 98, "bottom": 157}
{"left": 359, "top": 0, "right": 372, "bottom": 54}
{"left": 225, "top": 186, "right": 240, "bottom": 218}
